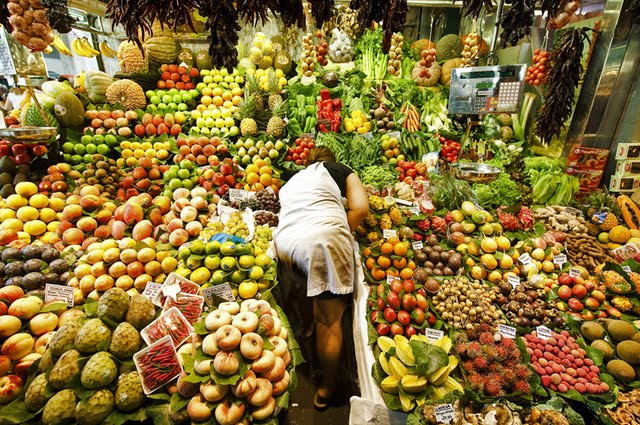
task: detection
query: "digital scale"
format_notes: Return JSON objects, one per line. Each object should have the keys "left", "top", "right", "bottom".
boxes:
{"left": 447, "top": 65, "right": 527, "bottom": 115}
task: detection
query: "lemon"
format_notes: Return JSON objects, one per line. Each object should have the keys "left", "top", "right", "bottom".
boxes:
{"left": 2, "top": 218, "right": 23, "bottom": 231}
{"left": 0, "top": 209, "right": 16, "bottom": 221}
{"left": 28, "top": 194, "right": 49, "bottom": 209}
{"left": 6, "top": 194, "right": 28, "bottom": 209}
{"left": 15, "top": 182, "right": 38, "bottom": 197}
{"left": 238, "top": 280, "right": 258, "bottom": 299}
{"left": 161, "top": 257, "right": 178, "bottom": 274}
{"left": 254, "top": 254, "right": 272, "bottom": 269}
{"left": 38, "top": 207, "right": 57, "bottom": 223}
{"left": 24, "top": 220, "right": 46, "bottom": 236}
{"left": 46, "top": 221, "right": 59, "bottom": 232}
{"left": 17, "top": 231, "right": 30, "bottom": 241}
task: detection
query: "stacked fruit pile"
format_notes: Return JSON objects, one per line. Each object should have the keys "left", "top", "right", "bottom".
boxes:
{"left": 175, "top": 135, "right": 230, "bottom": 166}
{"left": 117, "top": 159, "right": 168, "bottom": 200}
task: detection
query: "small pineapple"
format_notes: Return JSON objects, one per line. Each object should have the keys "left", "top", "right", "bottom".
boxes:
{"left": 266, "top": 98, "right": 285, "bottom": 138}
{"left": 586, "top": 189, "right": 615, "bottom": 221}
{"left": 244, "top": 73, "right": 264, "bottom": 112}
{"left": 236, "top": 94, "right": 258, "bottom": 137}
{"left": 267, "top": 70, "right": 283, "bottom": 111}
{"left": 600, "top": 213, "right": 619, "bottom": 231}
{"left": 586, "top": 222, "right": 600, "bottom": 237}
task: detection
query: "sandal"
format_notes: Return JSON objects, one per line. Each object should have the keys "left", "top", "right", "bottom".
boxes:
{"left": 313, "top": 391, "right": 331, "bottom": 411}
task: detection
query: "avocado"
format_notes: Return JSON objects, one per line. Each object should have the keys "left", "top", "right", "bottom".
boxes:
{"left": 49, "top": 259, "right": 69, "bottom": 275}
{"left": 2, "top": 248, "right": 22, "bottom": 262}
{"left": 12, "top": 173, "right": 27, "bottom": 185}
{"left": 0, "top": 156, "right": 16, "bottom": 174}
{"left": 4, "top": 262, "right": 24, "bottom": 277}
{"left": 0, "top": 184, "right": 14, "bottom": 198}
{"left": 23, "top": 259, "right": 42, "bottom": 273}
{"left": 0, "top": 173, "right": 11, "bottom": 187}
{"left": 22, "top": 272, "right": 43, "bottom": 290}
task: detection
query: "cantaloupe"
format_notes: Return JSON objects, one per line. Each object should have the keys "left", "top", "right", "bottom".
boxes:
{"left": 54, "top": 91, "right": 85, "bottom": 128}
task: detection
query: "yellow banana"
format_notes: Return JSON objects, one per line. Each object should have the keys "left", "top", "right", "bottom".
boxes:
{"left": 80, "top": 38, "right": 100, "bottom": 56}
{"left": 71, "top": 38, "right": 89, "bottom": 57}
{"left": 98, "top": 41, "right": 117, "bottom": 58}
{"left": 52, "top": 35, "right": 73, "bottom": 56}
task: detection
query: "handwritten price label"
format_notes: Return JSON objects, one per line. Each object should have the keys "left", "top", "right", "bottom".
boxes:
{"left": 386, "top": 275, "right": 401, "bottom": 285}
{"left": 412, "top": 241, "right": 424, "bottom": 251}
{"left": 383, "top": 229, "right": 397, "bottom": 239}
{"left": 569, "top": 268, "right": 581, "bottom": 278}
{"left": 434, "top": 404, "right": 455, "bottom": 423}
{"left": 553, "top": 254, "right": 567, "bottom": 267}
{"left": 498, "top": 324, "right": 516, "bottom": 339}
{"left": 161, "top": 283, "right": 181, "bottom": 299}
{"left": 142, "top": 283, "right": 162, "bottom": 302}
{"left": 518, "top": 253, "right": 532, "bottom": 265}
{"left": 537, "top": 325, "right": 552, "bottom": 341}
{"left": 44, "top": 284, "right": 74, "bottom": 307}
{"left": 507, "top": 274, "right": 520, "bottom": 288}
{"left": 202, "top": 283, "right": 236, "bottom": 306}
{"left": 426, "top": 328, "right": 444, "bottom": 343}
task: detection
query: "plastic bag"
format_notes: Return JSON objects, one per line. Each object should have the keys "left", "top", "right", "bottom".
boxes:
{"left": 328, "top": 28, "right": 354, "bottom": 63}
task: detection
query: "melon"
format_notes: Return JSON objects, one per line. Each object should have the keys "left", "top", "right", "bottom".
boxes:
{"left": 436, "top": 34, "right": 463, "bottom": 62}
{"left": 195, "top": 50, "right": 213, "bottom": 70}
{"left": 85, "top": 71, "right": 114, "bottom": 104}
{"left": 41, "top": 81, "right": 75, "bottom": 100}
{"left": 144, "top": 36, "right": 178, "bottom": 65}
{"left": 54, "top": 92, "right": 85, "bottom": 128}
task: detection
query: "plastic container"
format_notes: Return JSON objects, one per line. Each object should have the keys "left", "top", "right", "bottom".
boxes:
{"left": 141, "top": 307, "right": 193, "bottom": 347}
{"left": 163, "top": 292, "right": 205, "bottom": 325}
{"left": 153, "top": 273, "right": 200, "bottom": 307}
{"left": 133, "top": 335, "right": 182, "bottom": 394}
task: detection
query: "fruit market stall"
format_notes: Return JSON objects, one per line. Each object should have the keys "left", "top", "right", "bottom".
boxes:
{"left": 0, "top": 0, "right": 640, "bottom": 424}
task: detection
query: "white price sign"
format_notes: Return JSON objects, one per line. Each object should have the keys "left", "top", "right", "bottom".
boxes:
{"left": 202, "top": 283, "right": 236, "bottom": 305}
{"left": 410, "top": 203, "right": 421, "bottom": 215}
{"left": 386, "top": 275, "right": 401, "bottom": 285}
{"left": 622, "top": 266, "right": 632, "bottom": 274}
{"left": 161, "top": 283, "right": 181, "bottom": 299}
{"left": 412, "top": 241, "right": 423, "bottom": 251}
{"left": 395, "top": 198, "right": 412, "bottom": 206}
{"left": 383, "top": 229, "right": 397, "bottom": 239}
{"left": 426, "top": 328, "right": 444, "bottom": 343}
{"left": 44, "top": 284, "right": 74, "bottom": 307}
{"left": 518, "top": 253, "right": 532, "bottom": 265}
{"left": 498, "top": 324, "right": 516, "bottom": 339}
{"left": 142, "top": 283, "right": 162, "bottom": 302}
{"left": 553, "top": 254, "right": 567, "bottom": 268}
{"left": 569, "top": 268, "right": 581, "bottom": 277}
{"left": 507, "top": 274, "right": 520, "bottom": 288}
{"left": 537, "top": 325, "right": 552, "bottom": 341}
{"left": 434, "top": 404, "right": 455, "bottom": 423}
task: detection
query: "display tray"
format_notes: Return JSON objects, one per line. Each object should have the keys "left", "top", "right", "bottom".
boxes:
{"left": 450, "top": 162, "right": 502, "bottom": 183}
{"left": 0, "top": 127, "right": 58, "bottom": 145}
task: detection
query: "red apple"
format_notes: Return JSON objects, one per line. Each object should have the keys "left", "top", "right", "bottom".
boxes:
{"left": 558, "top": 274, "right": 573, "bottom": 286}
{"left": 376, "top": 323, "right": 390, "bottom": 336}
{"left": 383, "top": 307, "right": 397, "bottom": 323}
{"left": 557, "top": 285, "right": 572, "bottom": 300}
{"left": 568, "top": 298, "right": 584, "bottom": 312}
{"left": 397, "top": 310, "right": 411, "bottom": 326}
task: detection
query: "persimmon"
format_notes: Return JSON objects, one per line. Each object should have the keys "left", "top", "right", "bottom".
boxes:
{"left": 377, "top": 256, "right": 391, "bottom": 269}
{"left": 365, "top": 257, "right": 376, "bottom": 270}
{"left": 380, "top": 242, "right": 394, "bottom": 255}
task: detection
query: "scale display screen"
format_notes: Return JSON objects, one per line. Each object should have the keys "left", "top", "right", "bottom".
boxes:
{"left": 447, "top": 65, "right": 526, "bottom": 115}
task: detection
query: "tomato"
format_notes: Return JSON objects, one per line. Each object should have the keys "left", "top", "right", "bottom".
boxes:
{"left": 301, "top": 141, "right": 308, "bottom": 149}
{"left": 308, "top": 141, "right": 315, "bottom": 149}
{"left": 294, "top": 146, "right": 303, "bottom": 154}
{"left": 292, "top": 153, "right": 299, "bottom": 160}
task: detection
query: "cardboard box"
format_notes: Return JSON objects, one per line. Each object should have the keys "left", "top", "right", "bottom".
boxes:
{"left": 567, "top": 145, "right": 609, "bottom": 170}
{"left": 566, "top": 167, "right": 604, "bottom": 191}
{"left": 615, "top": 160, "right": 640, "bottom": 175}
{"left": 609, "top": 174, "right": 640, "bottom": 192}
{"left": 615, "top": 143, "right": 640, "bottom": 160}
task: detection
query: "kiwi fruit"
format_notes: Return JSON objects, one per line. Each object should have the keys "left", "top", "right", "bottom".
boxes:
{"left": 616, "top": 340, "right": 640, "bottom": 365}
{"left": 607, "top": 320, "right": 636, "bottom": 342}
{"left": 2, "top": 248, "right": 21, "bottom": 262}
{"left": 581, "top": 321, "right": 606, "bottom": 341}
{"left": 606, "top": 359, "right": 636, "bottom": 383}
{"left": 591, "top": 340, "right": 615, "bottom": 361}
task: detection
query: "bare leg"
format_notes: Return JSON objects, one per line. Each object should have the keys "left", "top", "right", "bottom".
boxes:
{"left": 313, "top": 296, "right": 348, "bottom": 399}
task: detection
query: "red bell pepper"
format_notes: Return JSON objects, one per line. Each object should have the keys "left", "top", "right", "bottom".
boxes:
{"left": 332, "top": 98, "right": 342, "bottom": 109}
{"left": 320, "top": 89, "right": 331, "bottom": 101}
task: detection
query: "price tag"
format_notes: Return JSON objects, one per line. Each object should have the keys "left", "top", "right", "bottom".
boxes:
{"left": 202, "top": 283, "right": 236, "bottom": 305}
{"left": 383, "top": 229, "right": 397, "bottom": 239}
{"left": 434, "top": 404, "right": 455, "bottom": 424}
{"left": 537, "top": 325, "right": 552, "bottom": 341}
{"left": 142, "top": 283, "right": 162, "bottom": 302}
{"left": 426, "top": 328, "right": 444, "bottom": 343}
{"left": 622, "top": 265, "right": 632, "bottom": 274}
{"left": 410, "top": 203, "right": 421, "bottom": 215}
{"left": 507, "top": 274, "right": 520, "bottom": 288}
{"left": 162, "top": 283, "right": 181, "bottom": 299}
{"left": 228, "top": 189, "right": 249, "bottom": 203}
{"left": 518, "top": 253, "right": 532, "bottom": 265}
{"left": 395, "top": 198, "right": 412, "bottom": 206}
{"left": 564, "top": 207, "right": 582, "bottom": 216}
{"left": 44, "top": 284, "right": 74, "bottom": 307}
{"left": 412, "top": 241, "right": 424, "bottom": 251}
{"left": 498, "top": 324, "right": 516, "bottom": 339}
{"left": 386, "top": 275, "right": 401, "bottom": 285}
{"left": 553, "top": 254, "right": 567, "bottom": 268}
{"left": 569, "top": 268, "right": 581, "bottom": 278}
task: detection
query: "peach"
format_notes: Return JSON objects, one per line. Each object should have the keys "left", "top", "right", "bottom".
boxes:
{"left": 123, "top": 203, "right": 144, "bottom": 225}
{"left": 214, "top": 398, "right": 246, "bottom": 425}
{"left": 187, "top": 394, "right": 211, "bottom": 422}
{"left": 109, "top": 261, "right": 127, "bottom": 278}
{"left": 1, "top": 333, "right": 34, "bottom": 360}
{"left": 148, "top": 208, "right": 163, "bottom": 227}
{"left": 8, "top": 296, "right": 43, "bottom": 320}
{"left": 213, "top": 350, "right": 239, "bottom": 375}
{"left": 28, "top": 313, "right": 58, "bottom": 336}
{"left": 232, "top": 369, "right": 257, "bottom": 398}
{"left": 0, "top": 375, "right": 23, "bottom": 403}
{"left": 114, "top": 205, "right": 125, "bottom": 221}
{"left": 246, "top": 378, "right": 273, "bottom": 406}
{"left": 56, "top": 220, "right": 74, "bottom": 235}
{"left": 176, "top": 372, "right": 200, "bottom": 398}
{"left": 80, "top": 186, "right": 100, "bottom": 197}
{"left": 167, "top": 218, "right": 184, "bottom": 232}
{"left": 173, "top": 198, "right": 190, "bottom": 212}
{"left": 82, "top": 237, "right": 99, "bottom": 251}
{"left": 95, "top": 208, "right": 113, "bottom": 225}
{"left": 63, "top": 228, "right": 85, "bottom": 245}
{"left": 0, "top": 286, "right": 24, "bottom": 304}
{"left": 261, "top": 356, "right": 286, "bottom": 382}
{"left": 200, "top": 381, "right": 229, "bottom": 402}
{"left": 13, "top": 353, "right": 40, "bottom": 380}
{"left": 153, "top": 196, "right": 171, "bottom": 214}
{"left": 66, "top": 194, "right": 81, "bottom": 205}
{"left": 117, "top": 275, "right": 135, "bottom": 291}
{"left": 194, "top": 359, "right": 212, "bottom": 375}
{"left": 169, "top": 229, "right": 189, "bottom": 247}
{"left": 62, "top": 204, "right": 83, "bottom": 221}
{"left": 34, "top": 331, "right": 56, "bottom": 354}
{"left": 94, "top": 274, "right": 115, "bottom": 291}
{"left": 272, "top": 370, "right": 290, "bottom": 396}
{"left": 0, "top": 301, "right": 6, "bottom": 316}
{"left": 185, "top": 221, "right": 202, "bottom": 238}
{"left": 0, "top": 355, "right": 10, "bottom": 376}
{"left": 252, "top": 397, "right": 275, "bottom": 421}
{"left": 190, "top": 196, "right": 208, "bottom": 211}
{"left": 0, "top": 230, "right": 18, "bottom": 245}
{"left": 77, "top": 217, "right": 98, "bottom": 233}
{"left": 132, "top": 220, "right": 153, "bottom": 241}
{"left": 126, "top": 261, "right": 144, "bottom": 279}
{"left": 120, "top": 248, "right": 138, "bottom": 264}
{"left": 79, "top": 194, "right": 102, "bottom": 211}
{"left": 111, "top": 220, "right": 127, "bottom": 240}
{"left": 180, "top": 206, "right": 198, "bottom": 223}
{"left": 172, "top": 188, "right": 190, "bottom": 201}
{"left": 94, "top": 225, "right": 111, "bottom": 239}
{"left": 0, "top": 316, "right": 22, "bottom": 338}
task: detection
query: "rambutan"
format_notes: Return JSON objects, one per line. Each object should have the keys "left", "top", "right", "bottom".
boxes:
{"left": 514, "top": 365, "right": 531, "bottom": 380}
{"left": 454, "top": 333, "right": 469, "bottom": 345}
{"left": 462, "top": 360, "right": 475, "bottom": 372}
{"left": 479, "top": 332, "right": 495, "bottom": 345}
{"left": 501, "top": 337, "right": 516, "bottom": 349}
{"left": 482, "top": 345, "right": 498, "bottom": 360}
{"left": 514, "top": 380, "right": 531, "bottom": 394}
{"left": 489, "top": 363, "right": 503, "bottom": 374}
{"left": 483, "top": 378, "right": 503, "bottom": 397}
{"left": 456, "top": 343, "right": 468, "bottom": 356}
{"left": 501, "top": 368, "right": 517, "bottom": 386}
{"left": 476, "top": 323, "right": 492, "bottom": 334}
{"left": 466, "top": 342, "right": 483, "bottom": 359}
{"left": 495, "top": 346, "right": 511, "bottom": 362}
{"left": 468, "top": 373, "right": 484, "bottom": 391}
{"left": 473, "top": 356, "right": 489, "bottom": 371}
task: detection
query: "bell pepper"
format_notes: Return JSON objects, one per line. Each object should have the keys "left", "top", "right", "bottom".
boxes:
{"left": 318, "top": 123, "right": 328, "bottom": 132}
{"left": 305, "top": 105, "right": 316, "bottom": 116}
{"left": 288, "top": 118, "right": 302, "bottom": 136}
{"left": 320, "top": 88, "right": 331, "bottom": 101}
{"left": 332, "top": 98, "right": 342, "bottom": 109}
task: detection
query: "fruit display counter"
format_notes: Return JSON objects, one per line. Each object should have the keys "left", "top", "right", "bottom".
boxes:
{"left": 1, "top": 0, "right": 640, "bottom": 424}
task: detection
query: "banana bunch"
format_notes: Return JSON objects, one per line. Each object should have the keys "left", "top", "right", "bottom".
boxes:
{"left": 51, "top": 35, "right": 73, "bottom": 56}
{"left": 376, "top": 335, "right": 463, "bottom": 412}
{"left": 98, "top": 41, "right": 117, "bottom": 58}
{"left": 71, "top": 37, "right": 101, "bottom": 58}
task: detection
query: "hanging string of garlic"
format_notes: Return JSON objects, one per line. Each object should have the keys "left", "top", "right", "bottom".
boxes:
{"left": 461, "top": 21, "right": 481, "bottom": 67}
{"left": 301, "top": 34, "right": 316, "bottom": 78}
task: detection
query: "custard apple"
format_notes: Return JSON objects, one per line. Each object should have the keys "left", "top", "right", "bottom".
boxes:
{"left": 81, "top": 351, "right": 117, "bottom": 389}
{"left": 109, "top": 322, "right": 142, "bottom": 360}
{"left": 75, "top": 389, "right": 115, "bottom": 425}
{"left": 115, "top": 371, "right": 146, "bottom": 412}
{"left": 42, "top": 389, "right": 77, "bottom": 425}
{"left": 97, "top": 287, "right": 130, "bottom": 324}
{"left": 125, "top": 294, "right": 156, "bottom": 330}
{"left": 49, "top": 349, "right": 81, "bottom": 390}
{"left": 49, "top": 319, "right": 83, "bottom": 356}
{"left": 38, "top": 348, "right": 54, "bottom": 373}
{"left": 75, "top": 318, "right": 111, "bottom": 353}
{"left": 24, "top": 373, "right": 49, "bottom": 411}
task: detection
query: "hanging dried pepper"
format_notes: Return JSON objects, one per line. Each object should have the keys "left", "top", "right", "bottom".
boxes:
{"left": 537, "top": 0, "right": 562, "bottom": 18}
{"left": 382, "top": 0, "right": 408, "bottom": 53}
{"left": 535, "top": 28, "right": 591, "bottom": 144}
{"left": 42, "top": 0, "right": 75, "bottom": 33}
{"left": 309, "top": 0, "right": 335, "bottom": 28}
{"left": 237, "top": 0, "right": 273, "bottom": 26}
{"left": 499, "top": 0, "right": 535, "bottom": 47}
{"left": 350, "top": 0, "right": 385, "bottom": 37}
{"left": 460, "top": 0, "right": 495, "bottom": 19}
{"left": 199, "top": 0, "right": 240, "bottom": 69}
{"left": 0, "top": 2, "right": 10, "bottom": 31}
{"left": 277, "top": 0, "right": 305, "bottom": 28}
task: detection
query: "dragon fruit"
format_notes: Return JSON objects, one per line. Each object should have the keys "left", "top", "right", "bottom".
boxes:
{"left": 416, "top": 218, "right": 431, "bottom": 232}
{"left": 445, "top": 211, "right": 454, "bottom": 223}
{"left": 497, "top": 206, "right": 520, "bottom": 231}
{"left": 431, "top": 216, "right": 448, "bottom": 234}
{"left": 517, "top": 206, "right": 535, "bottom": 231}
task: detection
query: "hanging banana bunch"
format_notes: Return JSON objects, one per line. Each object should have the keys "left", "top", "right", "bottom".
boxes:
{"left": 50, "top": 35, "right": 73, "bottom": 56}
{"left": 71, "top": 37, "right": 101, "bottom": 57}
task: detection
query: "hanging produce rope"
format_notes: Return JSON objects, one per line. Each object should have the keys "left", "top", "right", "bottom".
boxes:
{"left": 382, "top": 0, "right": 409, "bottom": 53}
{"left": 537, "top": 0, "right": 562, "bottom": 18}
{"left": 350, "top": 0, "right": 385, "bottom": 37}
{"left": 42, "top": 0, "right": 75, "bottom": 34}
{"left": 237, "top": 0, "right": 273, "bottom": 26}
{"left": 0, "top": 2, "right": 10, "bottom": 31}
{"left": 499, "top": 0, "right": 535, "bottom": 47}
{"left": 199, "top": 0, "right": 240, "bottom": 70}
{"left": 309, "top": 0, "right": 335, "bottom": 28}
{"left": 460, "top": 0, "right": 495, "bottom": 19}
{"left": 276, "top": 0, "right": 305, "bottom": 28}
{"left": 535, "top": 27, "right": 591, "bottom": 144}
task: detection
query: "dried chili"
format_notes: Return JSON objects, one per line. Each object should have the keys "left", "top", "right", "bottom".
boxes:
{"left": 382, "top": 0, "right": 408, "bottom": 53}
{"left": 199, "top": 0, "right": 240, "bottom": 70}
{"left": 460, "top": 0, "right": 495, "bottom": 19}
{"left": 537, "top": 0, "right": 562, "bottom": 18}
{"left": 499, "top": 0, "right": 535, "bottom": 47}
{"left": 535, "top": 28, "right": 591, "bottom": 144}
{"left": 42, "top": 0, "right": 75, "bottom": 33}
{"left": 134, "top": 337, "right": 182, "bottom": 393}
{"left": 237, "top": 0, "right": 273, "bottom": 26}
{"left": 350, "top": 0, "right": 385, "bottom": 37}
{"left": 105, "top": 0, "right": 153, "bottom": 51}
{"left": 309, "top": 0, "right": 335, "bottom": 28}
{"left": 628, "top": 0, "right": 640, "bottom": 23}
{"left": 277, "top": 0, "right": 305, "bottom": 28}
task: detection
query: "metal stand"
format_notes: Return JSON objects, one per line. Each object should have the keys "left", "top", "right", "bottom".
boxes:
{"left": 486, "top": 0, "right": 505, "bottom": 66}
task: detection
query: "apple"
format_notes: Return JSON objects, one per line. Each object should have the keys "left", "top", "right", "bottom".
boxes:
{"left": 383, "top": 307, "right": 396, "bottom": 323}
{"left": 557, "top": 285, "right": 572, "bottom": 301}
{"left": 0, "top": 375, "right": 23, "bottom": 403}
{"left": 403, "top": 280, "right": 415, "bottom": 293}
{"left": 557, "top": 274, "right": 573, "bottom": 286}
{"left": 387, "top": 292, "right": 400, "bottom": 309}
{"left": 572, "top": 284, "right": 587, "bottom": 299}
{"left": 401, "top": 294, "right": 416, "bottom": 312}
{"left": 568, "top": 298, "right": 584, "bottom": 312}
{"left": 404, "top": 325, "right": 417, "bottom": 338}
{"left": 397, "top": 310, "right": 411, "bottom": 326}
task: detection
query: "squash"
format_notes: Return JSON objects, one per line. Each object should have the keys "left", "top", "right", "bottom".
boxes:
{"left": 105, "top": 79, "right": 147, "bottom": 111}
{"left": 440, "top": 58, "right": 464, "bottom": 87}
{"left": 618, "top": 195, "right": 640, "bottom": 230}
{"left": 117, "top": 41, "right": 148, "bottom": 73}
{"left": 412, "top": 61, "right": 441, "bottom": 87}
{"left": 177, "top": 48, "right": 194, "bottom": 67}
{"left": 144, "top": 36, "right": 178, "bottom": 65}
{"left": 85, "top": 71, "right": 114, "bottom": 104}
{"left": 54, "top": 91, "right": 85, "bottom": 128}
{"left": 436, "top": 34, "right": 463, "bottom": 62}
{"left": 41, "top": 81, "right": 75, "bottom": 100}
{"left": 410, "top": 39, "right": 436, "bottom": 59}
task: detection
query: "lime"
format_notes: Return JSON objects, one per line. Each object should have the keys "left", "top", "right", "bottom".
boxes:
{"left": 83, "top": 154, "right": 94, "bottom": 163}
{"left": 97, "top": 144, "right": 109, "bottom": 155}
{"left": 80, "top": 135, "right": 93, "bottom": 144}
{"left": 62, "top": 142, "right": 74, "bottom": 153}
{"left": 181, "top": 179, "right": 193, "bottom": 190}
{"left": 162, "top": 95, "right": 173, "bottom": 104}
{"left": 168, "top": 102, "right": 178, "bottom": 111}
{"left": 74, "top": 144, "right": 86, "bottom": 155}
{"left": 85, "top": 143, "right": 97, "bottom": 154}
{"left": 230, "top": 270, "right": 247, "bottom": 284}
{"left": 104, "top": 134, "right": 117, "bottom": 146}
{"left": 164, "top": 170, "right": 177, "bottom": 180}
{"left": 70, "top": 154, "right": 82, "bottom": 165}
{"left": 172, "top": 95, "right": 182, "bottom": 104}
{"left": 150, "top": 95, "right": 161, "bottom": 105}
{"left": 211, "top": 270, "right": 227, "bottom": 285}
{"left": 93, "top": 134, "right": 104, "bottom": 144}
{"left": 156, "top": 90, "right": 166, "bottom": 97}
{"left": 168, "top": 178, "right": 182, "bottom": 191}
{"left": 178, "top": 103, "right": 188, "bottom": 111}
{"left": 168, "top": 88, "right": 178, "bottom": 95}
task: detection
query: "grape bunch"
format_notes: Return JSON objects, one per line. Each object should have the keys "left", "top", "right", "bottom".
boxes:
{"left": 238, "top": 197, "right": 264, "bottom": 211}
{"left": 254, "top": 211, "right": 278, "bottom": 227}
{"left": 256, "top": 189, "right": 280, "bottom": 213}
{"left": 224, "top": 211, "right": 249, "bottom": 239}
{"left": 252, "top": 225, "right": 273, "bottom": 254}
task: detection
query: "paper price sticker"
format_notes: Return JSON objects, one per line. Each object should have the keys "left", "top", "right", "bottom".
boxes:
{"left": 142, "top": 283, "right": 163, "bottom": 302}
{"left": 507, "top": 274, "right": 520, "bottom": 288}
{"left": 622, "top": 266, "right": 632, "bottom": 274}
{"left": 395, "top": 198, "right": 412, "bottom": 206}
{"left": 553, "top": 254, "right": 567, "bottom": 267}
{"left": 386, "top": 275, "right": 401, "bottom": 285}
{"left": 412, "top": 241, "right": 424, "bottom": 251}
{"left": 162, "top": 283, "right": 181, "bottom": 299}
{"left": 426, "top": 328, "right": 444, "bottom": 343}
{"left": 44, "top": 284, "right": 74, "bottom": 307}
{"left": 383, "top": 229, "right": 397, "bottom": 239}
{"left": 498, "top": 324, "right": 516, "bottom": 339}
{"left": 518, "top": 253, "right": 532, "bottom": 265}
{"left": 537, "top": 325, "right": 552, "bottom": 341}
{"left": 569, "top": 268, "right": 581, "bottom": 277}
{"left": 228, "top": 189, "right": 248, "bottom": 202}
{"left": 434, "top": 404, "right": 455, "bottom": 423}
{"left": 410, "top": 203, "right": 421, "bottom": 215}
{"left": 202, "top": 283, "right": 236, "bottom": 305}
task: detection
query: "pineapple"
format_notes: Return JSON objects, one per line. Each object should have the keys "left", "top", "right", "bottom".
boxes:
{"left": 244, "top": 73, "right": 264, "bottom": 112}
{"left": 586, "top": 222, "right": 600, "bottom": 237}
{"left": 600, "top": 213, "right": 619, "bottom": 231}
{"left": 586, "top": 190, "right": 615, "bottom": 219}
{"left": 266, "top": 98, "right": 285, "bottom": 138}
{"left": 267, "top": 70, "right": 283, "bottom": 111}
{"left": 236, "top": 94, "right": 258, "bottom": 137}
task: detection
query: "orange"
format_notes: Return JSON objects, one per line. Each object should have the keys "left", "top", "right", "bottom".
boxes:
{"left": 254, "top": 183, "right": 265, "bottom": 191}
{"left": 363, "top": 247, "right": 372, "bottom": 257}
{"left": 393, "top": 242, "right": 409, "bottom": 257}
{"left": 376, "top": 255, "right": 391, "bottom": 269}
{"left": 365, "top": 257, "right": 376, "bottom": 270}
{"left": 407, "top": 260, "right": 416, "bottom": 270}
{"left": 386, "top": 267, "right": 399, "bottom": 277}
{"left": 246, "top": 173, "right": 259, "bottom": 184}
{"left": 392, "top": 257, "right": 407, "bottom": 269}
{"left": 259, "top": 166, "right": 272, "bottom": 175}
{"left": 371, "top": 267, "right": 386, "bottom": 281}
{"left": 246, "top": 164, "right": 259, "bottom": 174}
{"left": 259, "top": 174, "right": 272, "bottom": 186}
{"left": 254, "top": 158, "right": 267, "bottom": 169}
{"left": 380, "top": 242, "right": 394, "bottom": 255}
{"left": 400, "top": 267, "right": 413, "bottom": 280}
{"left": 387, "top": 236, "right": 400, "bottom": 246}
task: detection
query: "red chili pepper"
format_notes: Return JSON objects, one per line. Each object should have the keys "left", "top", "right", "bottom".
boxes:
{"left": 321, "top": 99, "right": 333, "bottom": 112}
{"left": 319, "top": 123, "right": 328, "bottom": 132}
{"left": 332, "top": 98, "right": 342, "bottom": 109}
{"left": 320, "top": 88, "right": 331, "bottom": 101}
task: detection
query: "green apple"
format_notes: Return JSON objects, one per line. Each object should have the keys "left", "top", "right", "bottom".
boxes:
{"left": 229, "top": 126, "right": 239, "bottom": 136}
{"left": 205, "top": 117, "right": 216, "bottom": 128}
{"left": 178, "top": 103, "right": 188, "bottom": 111}
{"left": 224, "top": 117, "right": 235, "bottom": 128}
{"left": 196, "top": 118, "right": 206, "bottom": 128}
{"left": 80, "top": 135, "right": 93, "bottom": 144}
{"left": 150, "top": 95, "right": 161, "bottom": 105}
{"left": 62, "top": 142, "right": 74, "bottom": 153}
{"left": 200, "top": 127, "right": 210, "bottom": 136}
